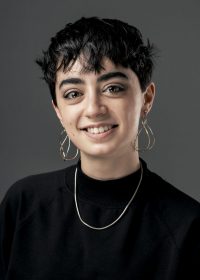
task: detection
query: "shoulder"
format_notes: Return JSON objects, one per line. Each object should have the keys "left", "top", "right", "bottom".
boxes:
{"left": 147, "top": 170, "right": 200, "bottom": 215}
{"left": 5, "top": 167, "right": 67, "bottom": 200}
{"left": 139, "top": 157, "right": 200, "bottom": 215}
{"left": 0, "top": 167, "right": 70, "bottom": 227}
{"left": 144, "top": 167, "right": 200, "bottom": 249}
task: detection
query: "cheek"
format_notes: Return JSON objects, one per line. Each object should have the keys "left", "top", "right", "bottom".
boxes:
{"left": 65, "top": 122, "right": 76, "bottom": 137}
{"left": 60, "top": 112, "right": 76, "bottom": 137}
{"left": 67, "top": 122, "right": 75, "bottom": 137}
{"left": 122, "top": 100, "right": 141, "bottom": 124}
{"left": 59, "top": 105, "right": 83, "bottom": 139}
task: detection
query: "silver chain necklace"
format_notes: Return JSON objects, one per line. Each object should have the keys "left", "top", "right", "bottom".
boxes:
{"left": 74, "top": 161, "right": 143, "bottom": 230}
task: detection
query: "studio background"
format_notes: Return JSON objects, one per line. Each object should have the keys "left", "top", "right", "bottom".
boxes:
{"left": 0, "top": 0, "right": 200, "bottom": 203}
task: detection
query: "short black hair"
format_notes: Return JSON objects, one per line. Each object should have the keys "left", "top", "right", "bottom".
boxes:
{"left": 36, "top": 17, "right": 157, "bottom": 106}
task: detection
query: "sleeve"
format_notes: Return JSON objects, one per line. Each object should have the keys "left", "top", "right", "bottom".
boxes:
{"left": 0, "top": 185, "right": 21, "bottom": 279}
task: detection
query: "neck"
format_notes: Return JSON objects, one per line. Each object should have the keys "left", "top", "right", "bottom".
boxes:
{"left": 80, "top": 153, "right": 140, "bottom": 180}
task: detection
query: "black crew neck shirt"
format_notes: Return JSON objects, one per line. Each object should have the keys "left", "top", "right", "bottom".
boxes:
{"left": 0, "top": 159, "right": 200, "bottom": 279}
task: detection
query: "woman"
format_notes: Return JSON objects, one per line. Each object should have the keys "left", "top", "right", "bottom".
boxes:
{"left": 0, "top": 17, "right": 199, "bottom": 279}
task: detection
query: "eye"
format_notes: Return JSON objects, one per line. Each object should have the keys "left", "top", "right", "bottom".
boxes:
{"left": 64, "top": 91, "right": 83, "bottom": 99}
{"left": 103, "top": 85, "right": 125, "bottom": 95}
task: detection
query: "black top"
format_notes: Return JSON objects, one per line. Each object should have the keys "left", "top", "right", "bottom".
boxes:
{"left": 0, "top": 159, "right": 200, "bottom": 279}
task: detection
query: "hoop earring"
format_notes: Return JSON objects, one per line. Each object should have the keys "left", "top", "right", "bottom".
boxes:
{"left": 60, "top": 129, "right": 79, "bottom": 161}
{"left": 134, "top": 116, "right": 155, "bottom": 151}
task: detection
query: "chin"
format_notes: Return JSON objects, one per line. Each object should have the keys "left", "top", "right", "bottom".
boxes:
{"left": 81, "top": 145, "right": 121, "bottom": 159}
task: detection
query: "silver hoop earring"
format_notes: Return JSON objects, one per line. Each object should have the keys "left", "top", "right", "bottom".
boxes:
{"left": 134, "top": 117, "right": 155, "bottom": 151}
{"left": 60, "top": 129, "right": 79, "bottom": 161}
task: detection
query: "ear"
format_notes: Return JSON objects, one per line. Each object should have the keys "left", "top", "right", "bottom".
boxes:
{"left": 141, "top": 82, "right": 155, "bottom": 117}
{"left": 51, "top": 100, "right": 64, "bottom": 127}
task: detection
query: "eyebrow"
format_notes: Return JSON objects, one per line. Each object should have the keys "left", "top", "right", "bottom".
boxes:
{"left": 58, "top": 71, "right": 129, "bottom": 89}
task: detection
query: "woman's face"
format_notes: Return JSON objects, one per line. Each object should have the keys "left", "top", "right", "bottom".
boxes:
{"left": 53, "top": 57, "right": 155, "bottom": 161}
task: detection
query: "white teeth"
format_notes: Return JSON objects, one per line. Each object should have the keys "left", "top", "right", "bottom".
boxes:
{"left": 87, "top": 125, "right": 113, "bottom": 134}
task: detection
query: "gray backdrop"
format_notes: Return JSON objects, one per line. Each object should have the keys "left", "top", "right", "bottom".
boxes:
{"left": 0, "top": 0, "right": 200, "bottom": 203}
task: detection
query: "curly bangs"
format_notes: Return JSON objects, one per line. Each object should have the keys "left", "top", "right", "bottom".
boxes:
{"left": 36, "top": 17, "right": 156, "bottom": 105}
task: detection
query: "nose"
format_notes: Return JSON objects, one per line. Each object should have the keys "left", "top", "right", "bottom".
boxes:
{"left": 84, "top": 92, "right": 107, "bottom": 119}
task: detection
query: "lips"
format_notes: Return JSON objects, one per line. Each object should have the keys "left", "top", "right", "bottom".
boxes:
{"left": 80, "top": 124, "right": 118, "bottom": 138}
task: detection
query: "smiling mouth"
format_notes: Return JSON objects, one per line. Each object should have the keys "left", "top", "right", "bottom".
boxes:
{"left": 81, "top": 125, "right": 118, "bottom": 134}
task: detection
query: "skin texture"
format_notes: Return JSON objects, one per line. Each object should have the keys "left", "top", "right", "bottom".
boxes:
{"left": 53, "top": 57, "right": 155, "bottom": 180}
